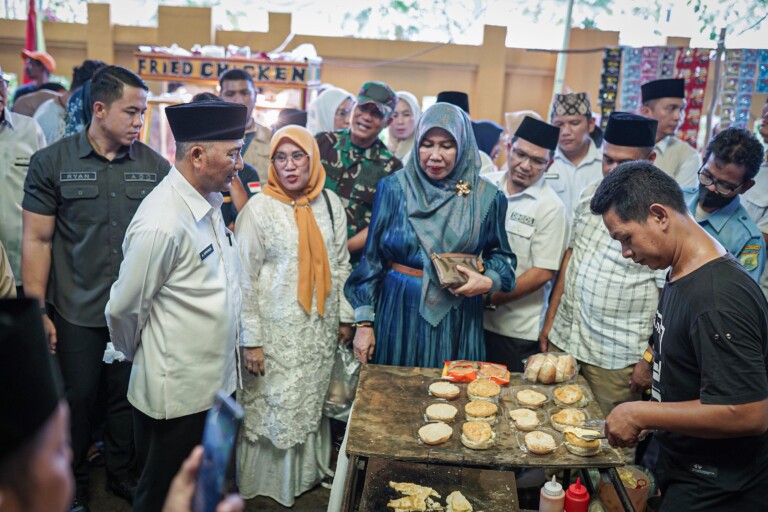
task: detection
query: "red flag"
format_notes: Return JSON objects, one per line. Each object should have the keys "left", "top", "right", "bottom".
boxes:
{"left": 23, "top": 0, "right": 37, "bottom": 84}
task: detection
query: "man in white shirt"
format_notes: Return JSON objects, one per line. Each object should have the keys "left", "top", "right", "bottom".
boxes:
{"left": 640, "top": 78, "right": 702, "bottom": 188}
{"left": 548, "top": 92, "right": 604, "bottom": 221}
{"left": 106, "top": 101, "right": 247, "bottom": 512}
{"left": 742, "top": 96, "right": 768, "bottom": 299}
{"left": 541, "top": 112, "right": 664, "bottom": 417}
{"left": 483, "top": 116, "right": 569, "bottom": 371}
{"left": 0, "top": 65, "right": 46, "bottom": 297}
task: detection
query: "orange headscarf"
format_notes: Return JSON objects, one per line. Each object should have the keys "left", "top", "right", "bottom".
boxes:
{"left": 263, "top": 125, "right": 332, "bottom": 317}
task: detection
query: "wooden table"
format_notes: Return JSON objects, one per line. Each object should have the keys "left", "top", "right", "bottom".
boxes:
{"left": 342, "top": 365, "right": 636, "bottom": 511}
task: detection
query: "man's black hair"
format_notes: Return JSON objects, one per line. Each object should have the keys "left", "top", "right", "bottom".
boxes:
{"left": 90, "top": 65, "right": 148, "bottom": 110}
{"left": 590, "top": 161, "right": 687, "bottom": 223}
{"left": 703, "top": 127, "right": 764, "bottom": 181}
{"left": 218, "top": 68, "right": 254, "bottom": 87}
{"left": 39, "top": 82, "right": 66, "bottom": 93}
{"left": 71, "top": 59, "right": 107, "bottom": 91}
{"left": 191, "top": 92, "right": 221, "bottom": 103}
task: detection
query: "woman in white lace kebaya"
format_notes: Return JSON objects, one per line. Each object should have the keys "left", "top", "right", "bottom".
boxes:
{"left": 234, "top": 125, "right": 354, "bottom": 506}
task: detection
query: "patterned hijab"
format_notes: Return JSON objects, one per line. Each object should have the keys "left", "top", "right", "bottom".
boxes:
{"left": 397, "top": 102, "right": 498, "bottom": 327}
{"left": 263, "top": 126, "right": 332, "bottom": 317}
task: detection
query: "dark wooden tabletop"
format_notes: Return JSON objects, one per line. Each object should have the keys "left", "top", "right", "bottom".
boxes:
{"left": 359, "top": 458, "right": 520, "bottom": 512}
{"left": 347, "top": 364, "right": 625, "bottom": 469}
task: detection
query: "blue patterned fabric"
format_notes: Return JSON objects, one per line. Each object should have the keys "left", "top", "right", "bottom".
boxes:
{"left": 344, "top": 174, "right": 516, "bottom": 368}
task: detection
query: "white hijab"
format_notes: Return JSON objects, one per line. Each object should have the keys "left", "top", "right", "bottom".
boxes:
{"left": 306, "top": 86, "right": 354, "bottom": 135}
{"left": 387, "top": 91, "right": 422, "bottom": 160}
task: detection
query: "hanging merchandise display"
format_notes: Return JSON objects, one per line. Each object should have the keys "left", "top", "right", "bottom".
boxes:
{"left": 619, "top": 47, "right": 643, "bottom": 113}
{"left": 598, "top": 48, "right": 622, "bottom": 129}
{"left": 720, "top": 49, "right": 759, "bottom": 130}
{"left": 736, "top": 50, "right": 759, "bottom": 128}
{"left": 757, "top": 50, "right": 768, "bottom": 94}
{"left": 675, "top": 48, "right": 711, "bottom": 148}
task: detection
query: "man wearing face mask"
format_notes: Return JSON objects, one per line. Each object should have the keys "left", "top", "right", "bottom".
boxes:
{"left": 684, "top": 127, "right": 765, "bottom": 282}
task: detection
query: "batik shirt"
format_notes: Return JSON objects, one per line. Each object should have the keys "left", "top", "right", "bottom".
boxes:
{"left": 316, "top": 129, "right": 403, "bottom": 239}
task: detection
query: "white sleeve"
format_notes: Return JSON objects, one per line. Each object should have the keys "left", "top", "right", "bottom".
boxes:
{"left": 329, "top": 192, "right": 355, "bottom": 323}
{"left": 35, "top": 120, "right": 47, "bottom": 149}
{"left": 235, "top": 200, "right": 266, "bottom": 347}
{"left": 530, "top": 202, "right": 570, "bottom": 271}
{"left": 105, "top": 227, "right": 178, "bottom": 361}
{"left": 675, "top": 148, "right": 702, "bottom": 189}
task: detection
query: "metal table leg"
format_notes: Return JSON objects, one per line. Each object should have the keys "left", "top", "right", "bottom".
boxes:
{"left": 607, "top": 466, "right": 636, "bottom": 511}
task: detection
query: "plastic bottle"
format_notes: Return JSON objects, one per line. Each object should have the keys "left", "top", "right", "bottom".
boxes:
{"left": 564, "top": 477, "right": 590, "bottom": 512}
{"left": 539, "top": 475, "right": 565, "bottom": 512}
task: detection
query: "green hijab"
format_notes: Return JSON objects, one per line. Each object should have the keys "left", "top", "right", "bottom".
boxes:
{"left": 396, "top": 102, "right": 498, "bottom": 327}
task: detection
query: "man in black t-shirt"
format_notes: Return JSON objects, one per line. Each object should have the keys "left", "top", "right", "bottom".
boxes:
{"left": 590, "top": 161, "right": 768, "bottom": 511}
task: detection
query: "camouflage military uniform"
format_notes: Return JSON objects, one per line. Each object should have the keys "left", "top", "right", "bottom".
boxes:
{"left": 316, "top": 129, "right": 403, "bottom": 239}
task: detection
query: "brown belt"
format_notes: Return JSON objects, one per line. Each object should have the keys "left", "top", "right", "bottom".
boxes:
{"left": 389, "top": 262, "right": 423, "bottom": 278}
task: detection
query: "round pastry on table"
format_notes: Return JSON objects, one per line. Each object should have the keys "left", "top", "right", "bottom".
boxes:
{"left": 429, "top": 381, "right": 461, "bottom": 400}
{"left": 563, "top": 426, "right": 601, "bottom": 456}
{"left": 524, "top": 430, "right": 557, "bottom": 455}
{"left": 553, "top": 384, "right": 589, "bottom": 408}
{"left": 425, "top": 403, "right": 459, "bottom": 422}
{"left": 465, "top": 400, "right": 498, "bottom": 423}
{"left": 467, "top": 379, "right": 501, "bottom": 401}
{"left": 550, "top": 408, "right": 586, "bottom": 432}
{"left": 516, "top": 389, "right": 548, "bottom": 408}
{"left": 461, "top": 421, "right": 495, "bottom": 450}
{"left": 418, "top": 422, "right": 453, "bottom": 445}
{"left": 508, "top": 408, "right": 540, "bottom": 431}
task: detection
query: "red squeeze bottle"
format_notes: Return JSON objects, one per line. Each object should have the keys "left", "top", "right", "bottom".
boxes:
{"left": 564, "top": 477, "right": 590, "bottom": 512}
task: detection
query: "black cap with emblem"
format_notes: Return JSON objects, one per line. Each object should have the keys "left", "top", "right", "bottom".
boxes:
{"left": 514, "top": 116, "right": 560, "bottom": 151}
{"left": 0, "top": 299, "right": 63, "bottom": 461}
{"left": 604, "top": 112, "right": 658, "bottom": 148}
{"left": 166, "top": 101, "right": 247, "bottom": 142}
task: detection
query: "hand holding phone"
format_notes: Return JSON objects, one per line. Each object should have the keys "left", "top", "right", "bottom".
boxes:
{"left": 191, "top": 391, "right": 245, "bottom": 512}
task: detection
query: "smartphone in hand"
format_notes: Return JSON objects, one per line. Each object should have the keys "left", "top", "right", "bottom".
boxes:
{"left": 191, "top": 391, "right": 245, "bottom": 512}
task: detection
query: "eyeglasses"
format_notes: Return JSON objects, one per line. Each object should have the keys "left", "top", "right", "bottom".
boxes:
{"left": 272, "top": 151, "right": 309, "bottom": 166}
{"left": 510, "top": 147, "right": 549, "bottom": 170}
{"left": 335, "top": 108, "right": 350, "bottom": 118}
{"left": 697, "top": 166, "right": 746, "bottom": 196}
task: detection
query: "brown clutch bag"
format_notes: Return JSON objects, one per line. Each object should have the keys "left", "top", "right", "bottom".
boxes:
{"left": 429, "top": 253, "right": 485, "bottom": 288}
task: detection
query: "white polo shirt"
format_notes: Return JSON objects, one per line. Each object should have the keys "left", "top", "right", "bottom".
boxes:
{"left": 654, "top": 136, "right": 702, "bottom": 188}
{"left": 482, "top": 171, "right": 570, "bottom": 341}
{"left": 545, "top": 140, "right": 603, "bottom": 222}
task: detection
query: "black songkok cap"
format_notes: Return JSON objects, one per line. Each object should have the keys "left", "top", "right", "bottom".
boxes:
{"left": 641, "top": 78, "right": 685, "bottom": 103}
{"left": 0, "top": 299, "right": 63, "bottom": 460}
{"left": 514, "top": 116, "right": 560, "bottom": 151}
{"left": 436, "top": 91, "right": 470, "bottom": 115}
{"left": 604, "top": 112, "right": 658, "bottom": 148}
{"left": 166, "top": 101, "right": 247, "bottom": 142}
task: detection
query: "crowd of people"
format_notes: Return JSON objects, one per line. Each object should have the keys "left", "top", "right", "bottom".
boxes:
{"left": 0, "top": 46, "right": 767, "bottom": 512}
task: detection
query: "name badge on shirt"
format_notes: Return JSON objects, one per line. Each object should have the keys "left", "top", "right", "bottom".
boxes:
{"left": 199, "top": 244, "right": 214, "bottom": 261}
{"left": 61, "top": 172, "right": 97, "bottom": 181}
{"left": 509, "top": 211, "right": 535, "bottom": 226}
{"left": 124, "top": 173, "right": 157, "bottom": 182}
{"left": 545, "top": 173, "right": 560, "bottom": 179}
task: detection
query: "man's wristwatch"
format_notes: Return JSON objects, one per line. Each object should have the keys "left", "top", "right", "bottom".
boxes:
{"left": 352, "top": 321, "right": 374, "bottom": 328}
{"left": 642, "top": 347, "right": 654, "bottom": 364}
{"left": 484, "top": 293, "right": 496, "bottom": 311}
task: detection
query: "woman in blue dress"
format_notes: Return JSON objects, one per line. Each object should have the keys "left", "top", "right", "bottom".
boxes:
{"left": 345, "top": 103, "right": 516, "bottom": 368}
